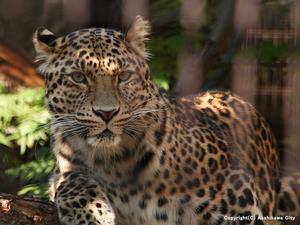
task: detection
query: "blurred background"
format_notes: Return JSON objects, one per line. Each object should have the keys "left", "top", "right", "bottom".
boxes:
{"left": 0, "top": 0, "right": 299, "bottom": 197}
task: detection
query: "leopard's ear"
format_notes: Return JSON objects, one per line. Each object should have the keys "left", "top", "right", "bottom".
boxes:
{"left": 125, "top": 16, "right": 151, "bottom": 59}
{"left": 33, "top": 27, "right": 57, "bottom": 55}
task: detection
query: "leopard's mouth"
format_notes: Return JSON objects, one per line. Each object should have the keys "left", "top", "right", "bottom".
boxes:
{"left": 97, "top": 129, "right": 114, "bottom": 140}
{"left": 86, "top": 128, "right": 122, "bottom": 149}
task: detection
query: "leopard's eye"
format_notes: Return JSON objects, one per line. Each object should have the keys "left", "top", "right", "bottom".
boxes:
{"left": 69, "top": 72, "right": 86, "bottom": 84}
{"left": 119, "top": 71, "right": 133, "bottom": 82}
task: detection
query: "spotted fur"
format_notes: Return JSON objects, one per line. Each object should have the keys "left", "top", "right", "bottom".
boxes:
{"left": 33, "top": 16, "right": 299, "bottom": 225}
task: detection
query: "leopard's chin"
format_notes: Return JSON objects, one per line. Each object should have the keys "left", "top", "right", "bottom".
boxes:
{"left": 87, "top": 130, "right": 121, "bottom": 149}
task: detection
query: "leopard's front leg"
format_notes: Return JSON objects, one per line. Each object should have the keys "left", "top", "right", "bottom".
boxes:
{"left": 49, "top": 168, "right": 115, "bottom": 225}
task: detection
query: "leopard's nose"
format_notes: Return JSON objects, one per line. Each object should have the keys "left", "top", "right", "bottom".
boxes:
{"left": 92, "top": 107, "right": 120, "bottom": 123}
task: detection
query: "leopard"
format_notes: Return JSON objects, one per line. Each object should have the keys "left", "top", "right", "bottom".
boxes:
{"left": 33, "top": 16, "right": 300, "bottom": 225}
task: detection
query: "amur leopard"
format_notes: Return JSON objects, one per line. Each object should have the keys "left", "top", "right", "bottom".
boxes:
{"left": 33, "top": 16, "right": 300, "bottom": 225}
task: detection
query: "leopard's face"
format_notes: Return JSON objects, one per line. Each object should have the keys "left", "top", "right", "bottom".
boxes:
{"left": 34, "top": 17, "right": 158, "bottom": 150}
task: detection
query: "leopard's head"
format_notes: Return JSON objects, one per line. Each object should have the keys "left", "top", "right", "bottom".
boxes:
{"left": 33, "top": 16, "right": 163, "bottom": 153}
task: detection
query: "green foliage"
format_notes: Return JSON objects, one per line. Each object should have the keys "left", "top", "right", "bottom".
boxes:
{"left": 0, "top": 87, "right": 53, "bottom": 197}
{"left": 255, "top": 41, "right": 290, "bottom": 63}
{"left": 149, "top": 33, "right": 184, "bottom": 89}
{"left": 0, "top": 88, "right": 50, "bottom": 154}
{"left": 150, "top": 0, "right": 181, "bottom": 20}
{"left": 149, "top": 0, "right": 184, "bottom": 90}
{"left": 6, "top": 146, "right": 54, "bottom": 196}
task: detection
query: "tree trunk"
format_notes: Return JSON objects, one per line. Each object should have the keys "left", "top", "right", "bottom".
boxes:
{"left": 0, "top": 193, "right": 60, "bottom": 225}
{"left": 174, "top": 0, "right": 236, "bottom": 95}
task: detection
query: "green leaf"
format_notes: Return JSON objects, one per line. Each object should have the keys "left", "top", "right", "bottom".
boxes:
{"left": 0, "top": 132, "right": 11, "bottom": 147}
{"left": 153, "top": 75, "right": 170, "bottom": 90}
{"left": 17, "top": 184, "right": 48, "bottom": 196}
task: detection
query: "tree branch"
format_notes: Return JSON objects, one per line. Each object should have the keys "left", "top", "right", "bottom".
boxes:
{"left": 0, "top": 193, "right": 61, "bottom": 225}
{"left": 0, "top": 40, "right": 44, "bottom": 89}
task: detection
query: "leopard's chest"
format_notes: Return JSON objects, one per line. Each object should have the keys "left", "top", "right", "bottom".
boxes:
{"left": 92, "top": 154, "right": 212, "bottom": 225}
{"left": 108, "top": 193, "right": 201, "bottom": 225}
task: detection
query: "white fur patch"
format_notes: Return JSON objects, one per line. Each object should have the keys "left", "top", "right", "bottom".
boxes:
{"left": 40, "top": 28, "right": 55, "bottom": 36}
